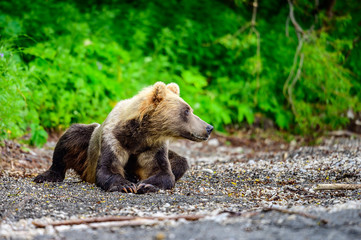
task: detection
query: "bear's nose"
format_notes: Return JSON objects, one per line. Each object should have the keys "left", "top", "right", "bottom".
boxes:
{"left": 206, "top": 125, "right": 214, "bottom": 135}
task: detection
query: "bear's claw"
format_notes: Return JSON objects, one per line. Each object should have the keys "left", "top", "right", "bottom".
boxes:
{"left": 136, "top": 183, "right": 158, "bottom": 194}
{"left": 125, "top": 185, "right": 137, "bottom": 193}
{"left": 109, "top": 183, "right": 137, "bottom": 193}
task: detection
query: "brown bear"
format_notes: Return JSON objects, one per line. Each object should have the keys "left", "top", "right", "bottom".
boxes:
{"left": 34, "top": 82, "right": 213, "bottom": 194}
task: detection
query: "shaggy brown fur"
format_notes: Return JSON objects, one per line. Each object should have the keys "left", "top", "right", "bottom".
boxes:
{"left": 34, "top": 82, "right": 213, "bottom": 194}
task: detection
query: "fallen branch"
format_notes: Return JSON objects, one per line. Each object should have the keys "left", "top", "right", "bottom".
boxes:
{"left": 314, "top": 184, "right": 361, "bottom": 191}
{"left": 33, "top": 214, "right": 206, "bottom": 228}
{"left": 89, "top": 219, "right": 158, "bottom": 229}
{"left": 263, "top": 207, "right": 328, "bottom": 224}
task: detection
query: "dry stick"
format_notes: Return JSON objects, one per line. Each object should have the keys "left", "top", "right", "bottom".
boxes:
{"left": 250, "top": 0, "right": 261, "bottom": 105}
{"left": 287, "top": 0, "right": 304, "bottom": 39}
{"left": 235, "top": 0, "right": 258, "bottom": 38}
{"left": 251, "top": 0, "right": 258, "bottom": 27}
{"left": 283, "top": 0, "right": 306, "bottom": 98}
{"left": 89, "top": 219, "right": 158, "bottom": 229}
{"left": 263, "top": 207, "right": 328, "bottom": 224}
{"left": 283, "top": 0, "right": 310, "bottom": 114}
{"left": 283, "top": 39, "right": 303, "bottom": 98}
{"left": 288, "top": 53, "right": 304, "bottom": 115}
{"left": 314, "top": 184, "right": 361, "bottom": 191}
{"left": 33, "top": 214, "right": 207, "bottom": 228}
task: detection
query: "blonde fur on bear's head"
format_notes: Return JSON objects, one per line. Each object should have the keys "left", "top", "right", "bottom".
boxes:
{"left": 150, "top": 82, "right": 180, "bottom": 103}
{"left": 152, "top": 82, "right": 167, "bottom": 105}
{"left": 166, "top": 83, "right": 180, "bottom": 96}
{"left": 138, "top": 82, "right": 182, "bottom": 121}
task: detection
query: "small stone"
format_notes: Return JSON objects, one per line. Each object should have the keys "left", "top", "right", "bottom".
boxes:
{"left": 155, "top": 232, "right": 166, "bottom": 240}
{"left": 248, "top": 160, "right": 255, "bottom": 165}
{"left": 207, "top": 138, "right": 219, "bottom": 147}
{"left": 201, "top": 169, "right": 213, "bottom": 174}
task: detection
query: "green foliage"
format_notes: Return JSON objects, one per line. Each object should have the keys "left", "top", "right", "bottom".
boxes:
{"left": 293, "top": 34, "right": 356, "bottom": 133}
{"left": 0, "top": 0, "right": 360, "bottom": 145}
{"left": 0, "top": 44, "right": 48, "bottom": 146}
{"left": 0, "top": 44, "right": 28, "bottom": 139}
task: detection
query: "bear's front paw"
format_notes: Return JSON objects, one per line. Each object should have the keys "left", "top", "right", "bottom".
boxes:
{"left": 108, "top": 183, "right": 137, "bottom": 193}
{"left": 33, "top": 170, "right": 64, "bottom": 183}
{"left": 136, "top": 183, "right": 158, "bottom": 194}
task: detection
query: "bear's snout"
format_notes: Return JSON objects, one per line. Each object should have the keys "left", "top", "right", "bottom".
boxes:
{"left": 206, "top": 125, "right": 213, "bottom": 135}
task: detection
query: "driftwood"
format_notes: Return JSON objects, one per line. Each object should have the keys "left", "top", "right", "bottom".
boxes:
{"left": 88, "top": 219, "right": 158, "bottom": 229}
{"left": 314, "top": 184, "right": 361, "bottom": 191}
{"left": 262, "top": 207, "right": 328, "bottom": 225}
{"left": 33, "top": 207, "right": 330, "bottom": 229}
{"left": 33, "top": 214, "right": 206, "bottom": 228}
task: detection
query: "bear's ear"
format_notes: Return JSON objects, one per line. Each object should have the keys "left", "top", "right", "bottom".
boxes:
{"left": 167, "top": 83, "right": 180, "bottom": 96}
{"left": 152, "top": 82, "right": 167, "bottom": 105}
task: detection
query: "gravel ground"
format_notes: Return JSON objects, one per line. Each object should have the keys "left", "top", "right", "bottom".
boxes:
{"left": 0, "top": 136, "right": 360, "bottom": 239}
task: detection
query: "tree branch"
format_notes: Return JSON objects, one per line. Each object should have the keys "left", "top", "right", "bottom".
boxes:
{"left": 250, "top": 0, "right": 261, "bottom": 104}
{"left": 288, "top": 53, "right": 304, "bottom": 115}
{"left": 283, "top": 37, "right": 304, "bottom": 98}
{"left": 314, "top": 184, "right": 361, "bottom": 191}
{"left": 251, "top": 0, "right": 258, "bottom": 27}
{"left": 284, "top": 0, "right": 319, "bottom": 116}
{"left": 287, "top": 0, "right": 304, "bottom": 39}
{"left": 33, "top": 215, "right": 207, "bottom": 228}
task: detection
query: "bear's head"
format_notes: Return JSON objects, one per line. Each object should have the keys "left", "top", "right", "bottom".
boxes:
{"left": 139, "top": 82, "right": 213, "bottom": 142}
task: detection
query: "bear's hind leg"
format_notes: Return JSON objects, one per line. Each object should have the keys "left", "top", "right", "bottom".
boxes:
{"left": 33, "top": 139, "right": 67, "bottom": 183}
{"left": 34, "top": 123, "right": 98, "bottom": 183}
{"left": 168, "top": 150, "right": 189, "bottom": 181}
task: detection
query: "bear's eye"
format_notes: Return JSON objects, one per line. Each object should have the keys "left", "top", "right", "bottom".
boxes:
{"left": 181, "top": 106, "right": 191, "bottom": 121}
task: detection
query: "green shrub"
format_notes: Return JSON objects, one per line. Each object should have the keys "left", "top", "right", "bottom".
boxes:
{"left": 0, "top": 43, "right": 47, "bottom": 146}
{"left": 0, "top": 44, "right": 28, "bottom": 139}
{"left": 0, "top": 0, "right": 360, "bottom": 145}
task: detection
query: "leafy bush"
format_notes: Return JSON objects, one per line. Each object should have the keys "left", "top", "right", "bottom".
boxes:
{"left": 0, "top": 44, "right": 28, "bottom": 139}
{"left": 0, "top": 43, "right": 48, "bottom": 146}
{"left": 0, "top": 0, "right": 360, "bottom": 145}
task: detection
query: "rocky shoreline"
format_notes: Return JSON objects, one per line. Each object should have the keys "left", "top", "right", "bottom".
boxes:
{"left": 1, "top": 136, "right": 360, "bottom": 239}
